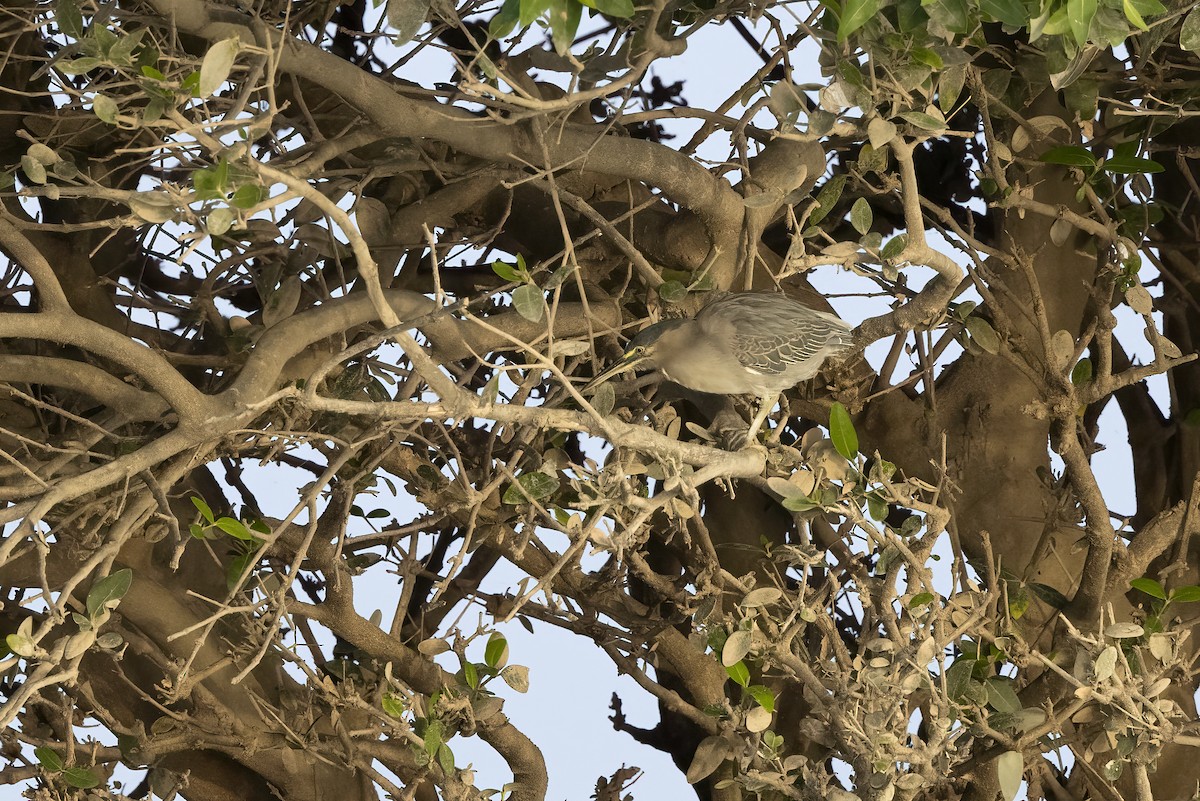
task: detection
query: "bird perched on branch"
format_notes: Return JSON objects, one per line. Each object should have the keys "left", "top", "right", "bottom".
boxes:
{"left": 584, "top": 292, "right": 855, "bottom": 444}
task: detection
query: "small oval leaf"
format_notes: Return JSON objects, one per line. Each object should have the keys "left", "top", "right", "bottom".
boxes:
{"left": 828, "top": 401, "right": 858, "bottom": 460}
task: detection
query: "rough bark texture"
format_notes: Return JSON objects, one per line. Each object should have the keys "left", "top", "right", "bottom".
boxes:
{"left": 0, "top": 2, "right": 1198, "bottom": 801}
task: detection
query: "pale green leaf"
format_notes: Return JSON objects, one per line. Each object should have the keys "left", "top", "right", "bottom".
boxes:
{"left": 1182, "top": 7, "right": 1200, "bottom": 53}
{"left": 386, "top": 0, "right": 431, "bottom": 42}
{"left": 997, "top": 751, "right": 1024, "bottom": 801}
{"left": 500, "top": 664, "right": 529, "bottom": 692}
{"left": 722, "top": 630, "right": 752, "bottom": 666}
{"left": 850, "top": 197, "right": 873, "bottom": 235}
{"left": 839, "top": 0, "right": 879, "bottom": 40}
{"left": 86, "top": 569, "right": 132, "bottom": 618}
{"left": 199, "top": 37, "right": 239, "bottom": 98}
{"left": 512, "top": 284, "right": 545, "bottom": 322}
{"left": 686, "top": 735, "right": 730, "bottom": 784}
{"left": 92, "top": 94, "right": 118, "bottom": 124}
{"left": 965, "top": 315, "right": 1001, "bottom": 354}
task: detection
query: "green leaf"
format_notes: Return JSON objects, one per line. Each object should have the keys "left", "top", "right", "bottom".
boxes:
{"left": 58, "top": 57, "right": 102, "bottom": 75}
{"left": 911, "top": 47, "right": 943, "bottom": 69}
{"left": 898, "top": 111, "right": 946, "bottom": 131}
{"left": 1122, "top": 0, "right": 1147, "bottom": 30}
{"left": 781, "top": 494, "right": 818, "bottom": 512}
{"left": 549, "top": 0, "right": 582, "bottom": 54}
{"left": 1029, "top": 582, "right": 1069, "bottom": 609}
{"left": 1066, "top": 0, "right": 1095, "bottom": 44}
{"left": 909, "top": 592, "right": 934, "bottom": 608}
{"left": 980, "top": 0, "right": 1026, "bottom": 26}
{"left": 965, "top": 316, "right": 1001, "bottom": 354}
{"left": 57, "top": 0, "right": 84, "bottom": 38}
{"left": 1102, "top": 154, "right": 1164, "bottom": 174}
{"left": 231, "top": 183, "right": 266, "bottom": 209}
{"left": 1168, "top": 585, "right": 1200, "bottom": 603}
{"left": 945, "top": 658, "right": 975, "bottom": 700}
{"left": 881, "top": 234, "right": 908, "bottom": 260}
{"left": 86, "top": 569, "right": 132, "bottom": 618}
{"left": 109, "top": 29, "right": 145, "bottom": 65}
{"left": 382, "top": 693, "right": 405, "bottom": 717}
{"left": 939, "top": 65, "right": 966, "bottom": 114}
{"left": 491, "top": 259, "right": 523, "bottom": 282}
{"left": 747, "top": 685, "right": 776, "bottom": 712}
{"left": 1130, "top": 577, "right": 1167, "bottom": 600}
{"left": 986, "top": 677, "right": 1022, "bottom": 713}
{"left": 1182, "top": 7, "right": 1200, "bottom": 53}
{"left": 437, "top": 743, "right": 455, "bottom": 775}
{"left": 850, "top": 197, "right": 873, "bottom": 235}
{"left": 423, "top": 718, "right": 445, "bottom": 758}
{"left": 463, "top": 661, "right": 479, "bottom": 689}
{"left": 226, "top": 551, "right": 256, "bottom": 589}
{"left": 489, "top": 0, "right": 521, "bottom": 37}
{"left": 386, "top": 0, "right": 431, "bottom": 43}
{"left": 828, "top": 402, "right": 858, "bottom": 460}
{"left": 502, "top": 471, "right": 560, "bottom": 504}
{"left": 808, "top": 175, "right": 847, "bottom": 226}
{"left": 1040, "top": 146, "right": 1096, "bottom": 168}
{"left": 199, "top": 37, "right": 240, "bottom": 98}
{"left": 658, "top": 280, "right": 687, "bottom": 303}
{"left": 34, "top": 747, "right": 63, "bottom": 772}
{"left": 180, "top": 71, "right": 201, "bottom": 97}
{"left": 215, "top": 517, "right": 255, "bottom": 540}
{"left": 725, "top": 660, "right": 750, "bottom": 687}
{"left": 512, "top": 284, "right": 545, "bottom": 322}
{"left": 839, "top": 0, "right": 879, "bottom": 40}
{"left": 62, "top": 767, "right": 101, "bottom": 789}
{"left": 1071, "top": 358, "right": 1093, "bottom": 385}
{"left": 581, "top": 0, "right": 634, "bottom": 16}
{"left": 92, "top": 94, "right": 118, "bottom": 124}
{"left": 1127, "top": 0, "right": 1164, "bottom": 16}
{"left": 484, "top": 633, "right": 509, "bottom": 669}
{"left": 921, "top": 0, "right": 972, "bottom": 33}
{"left": 866, "top": 494, "right": 887, "bottom": 522}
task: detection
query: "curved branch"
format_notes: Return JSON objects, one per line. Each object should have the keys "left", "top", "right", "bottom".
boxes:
{"left": 0, "top": 355, "right": 171, "bottom": 421}
{"left": 292, "top": 597, "right": 549, "bottom": 801}
{"left": 0, "top": 313, "right": 210, "bottom": 419}
{"left": 0, "top": 217, "right": 71, "bottom": 313}
{"left": 145, "top": 0, "right": 744, "bottom": 248}
{"left": 854, "top": 139, "right": 964, "bottom": 344}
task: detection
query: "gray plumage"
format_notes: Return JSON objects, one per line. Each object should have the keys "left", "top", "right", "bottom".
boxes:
{"left": 584, "top": 292, "right": 855, "bottom": 442}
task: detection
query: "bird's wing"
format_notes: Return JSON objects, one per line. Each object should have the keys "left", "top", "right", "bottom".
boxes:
{"left": 697, "top": 293, "right": 852, "bottom": 375}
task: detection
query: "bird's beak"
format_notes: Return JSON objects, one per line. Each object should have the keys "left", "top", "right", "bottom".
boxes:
{"left": 582, "top": 352, "right": 650, "bottom": 393}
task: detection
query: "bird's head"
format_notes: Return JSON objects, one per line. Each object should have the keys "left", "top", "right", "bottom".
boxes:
{"left": 582, "top": 320, "right": 686, "bottom": 392}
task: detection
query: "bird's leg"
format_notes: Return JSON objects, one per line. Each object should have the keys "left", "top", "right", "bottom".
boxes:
{"left": 744, "top": 393, "right": 779, "bottom": 446}
{"left": 767, "top": 394, "right": 791, "bottom": 444}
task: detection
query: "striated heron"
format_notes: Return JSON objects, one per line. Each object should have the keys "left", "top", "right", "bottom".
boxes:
{"left": 583, "top": 292, "right": 855, "bottom": 443}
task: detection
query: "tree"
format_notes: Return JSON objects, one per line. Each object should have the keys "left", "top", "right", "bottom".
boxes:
{"left": 1, "top": 0, "right": 1199, "bottom": 798}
